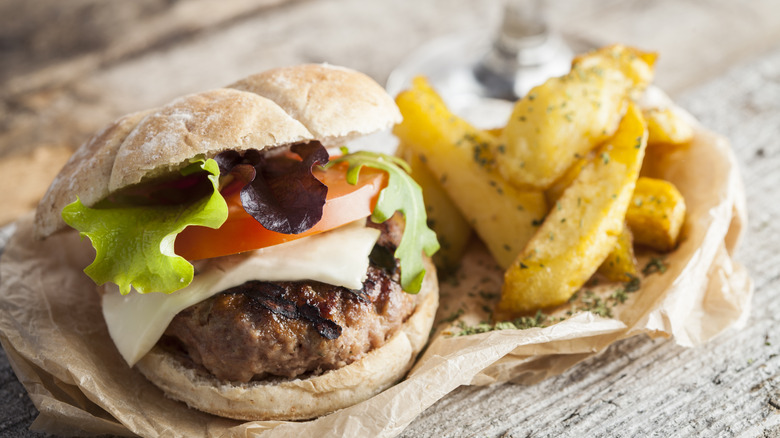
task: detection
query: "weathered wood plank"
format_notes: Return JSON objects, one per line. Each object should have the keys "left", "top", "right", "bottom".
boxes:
{"left": 3, "top": 0, "right": 779, "bottom": 163}
{"left": 0, "top": 0, "right": 298, "bottom": 95}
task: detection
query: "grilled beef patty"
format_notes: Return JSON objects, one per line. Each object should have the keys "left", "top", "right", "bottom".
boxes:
{"left": 161, "top": 216, "right": 415, "bottom": 382}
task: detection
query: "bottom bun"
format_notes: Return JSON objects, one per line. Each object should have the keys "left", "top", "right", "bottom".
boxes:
{"left": 135, "top": 258, "right": 438, "bottom": 421}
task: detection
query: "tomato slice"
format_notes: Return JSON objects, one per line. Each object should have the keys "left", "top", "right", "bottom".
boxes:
{"left": 174, "top": 163, "right": 387, "bottom": 260}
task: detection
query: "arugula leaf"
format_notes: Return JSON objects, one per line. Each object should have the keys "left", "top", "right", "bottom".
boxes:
{"left": 326, "top": 150, "right": 439, "bottom": 293}
{"left": 62, "top": 158, "right": 228, "bottom": 295}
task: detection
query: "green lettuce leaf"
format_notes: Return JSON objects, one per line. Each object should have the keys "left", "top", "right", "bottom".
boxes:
{"left": 326, "top": 150, "right": 440, "bottom": 293}
{"left": 62, "top": 158, "right": 228, "bottom": 295}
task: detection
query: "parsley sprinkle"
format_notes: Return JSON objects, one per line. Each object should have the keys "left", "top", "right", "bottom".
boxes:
{"left": 452, "top": 310, "right": 551, "bottom": 336}
{"left": 440, "top": 308, "right": 464, "bottom": 324}
{"left": 624, "top": 274, "right": 641, "bottom": 292}
{"left": 611, "top": 289, "right": 628, "bottom": 304}
{"left": 643, "top": 257, "right": 668, "bottom": 275}
{"left": 479, "top": 290, "right": 499, "bottom": 300}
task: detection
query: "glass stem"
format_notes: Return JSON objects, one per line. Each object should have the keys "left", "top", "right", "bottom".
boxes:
{"left": 476, "top": 0, "right": 571, "bottom": 99}
{"left": 499, "top": 0, "right": 547, "bottom": 50}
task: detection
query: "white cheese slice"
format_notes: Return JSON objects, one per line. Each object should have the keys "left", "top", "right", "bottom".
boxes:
{"left": 102, "top": 220, "right": 381, "bottom": 366}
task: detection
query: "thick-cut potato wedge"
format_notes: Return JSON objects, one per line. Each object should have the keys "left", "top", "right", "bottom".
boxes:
{"left": 572, "top": 45, "right": 658, "bottom": 99}
{"left": 644, "top": 107, "right": 694, "bottom": 146}
{"left": 497, "top": 104, "right": 648, "bottom": 316}
{"left": 486, "top": 126, "right": 504, "bottom": 137}
{"left": 547, "top": 155, "right": 640, "bottom": 283}
{"left": 394, "top": 77, "right": 548, "bottom": 269}
{"left": 597, "top": 224, "right": 639, "bottom": 282}
{"left": 497, "top": 45, "right": 656, "bottom": 189}
{"left": 626, "top": 177, "right": 686, "bottom": 252}
{"left": 396, "top": 141, "right": 472, "bottom": 273}
{"left": 544, "top": 152, "right": 592, "bottom": 205}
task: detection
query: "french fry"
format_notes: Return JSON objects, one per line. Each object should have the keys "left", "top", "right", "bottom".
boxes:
{"left": 572, "top": 45, "right": 658, "bottom": 98}
{"left": 497, "top": 104, "right": 648, "bottom": 316}
{"left": 644, "top": 107, "right": 694, "bottom": 146}
{"left": 544, "top": 152, "right": 592, "bottom": 205}
{"left": 396, "top": 141, "right": 472, "bottom": 274}
{"left": 545, "top": 154, "right": 641, "bottom": 284}
{"left": 626, "top": 177, "right": 686, "bottom": 252}
{"left": 393, "top": 77, "right": 548, "bottom": 269}
{"left": 496, "top": 45, "right": 656, "bottom": 189}
{"left": 597, "top": 224, "right": 639, "bottom": 283}
{"left": 486, "top": 126, "right": 504, "bottom": 138}
{"left": 546, "top": 154, "right": 639, "bottom": 283}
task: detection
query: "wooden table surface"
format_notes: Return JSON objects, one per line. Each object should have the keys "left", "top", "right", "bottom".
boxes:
{"left": 1, "top": 1, "right": 779, "bottom": 436}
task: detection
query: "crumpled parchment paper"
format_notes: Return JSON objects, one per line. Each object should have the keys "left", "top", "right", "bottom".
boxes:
{"left": 0, "top": 113, "right": 750, "bottom": 437}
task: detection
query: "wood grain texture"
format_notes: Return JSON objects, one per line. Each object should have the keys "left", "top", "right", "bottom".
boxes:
{"left": 7, "top": 0, "right": 780, "bottom": 162}
{"left": 0, "top": 0, "right": 295, "bottom": 94}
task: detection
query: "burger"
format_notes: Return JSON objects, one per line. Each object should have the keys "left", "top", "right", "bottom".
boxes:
{"left": 32, "top": 64, "right": 439, "bottom": 421}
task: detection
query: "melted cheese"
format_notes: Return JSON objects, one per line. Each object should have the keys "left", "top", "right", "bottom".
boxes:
{"left": 103, "top": 220, "right": 381, "bottom": 366}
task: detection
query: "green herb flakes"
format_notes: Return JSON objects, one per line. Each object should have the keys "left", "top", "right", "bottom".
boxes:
{"left": 452, "top": 310, "right": 550, "bottom": 336}
{"left": 643, "top": 257, "right": 668, "bottom": 275}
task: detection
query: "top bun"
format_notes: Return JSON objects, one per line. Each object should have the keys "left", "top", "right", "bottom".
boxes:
{"left": 34, "top": 64, "right": 401, "bottom": 239}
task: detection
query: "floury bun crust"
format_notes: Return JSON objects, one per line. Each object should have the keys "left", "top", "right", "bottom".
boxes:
{"left": 33, "top": 64, "right": 402, "bottom": 239}
{"left": 135, "top": 258, "right": 438, "bottom": 421}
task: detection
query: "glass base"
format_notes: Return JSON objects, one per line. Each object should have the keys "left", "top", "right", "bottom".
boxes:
{"left": 386, "top": 31, "right": 574, "bottom": 128}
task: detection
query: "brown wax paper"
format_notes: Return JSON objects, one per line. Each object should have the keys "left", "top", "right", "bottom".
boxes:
{"left": 0, "top": 110, "right": 750, "bottom": 437}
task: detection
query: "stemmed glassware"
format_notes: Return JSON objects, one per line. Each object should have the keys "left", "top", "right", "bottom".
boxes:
{"left": 386, "top": 0, "right": 575, "bottom": 127}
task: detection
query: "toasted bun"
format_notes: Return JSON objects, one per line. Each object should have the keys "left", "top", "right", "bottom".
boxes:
{"left": 34, "top": 64, "right": 401, "bottom": 239}
{"left": 135, "top": 257, "right": 438, "bottom": 421}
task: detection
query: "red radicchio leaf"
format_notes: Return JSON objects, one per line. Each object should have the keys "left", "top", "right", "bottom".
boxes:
{"left": 216, "top": 143, "right": 330, "bottom": 235}
{"left": 229, "top": 164, "right": 256, "bottom": 187}
{"left": 215, "top": 150, "right": 243, "bottom": 176}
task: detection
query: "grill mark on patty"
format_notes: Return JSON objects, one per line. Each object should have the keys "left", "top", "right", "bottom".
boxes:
{"left": 298, "top": 303, "right": 342, "bottom": 340}
{"left": 223, "top": 281, "right": 342, "bottom": 339}
{"left": 241, "top": 282, "right": 297, "bottom": 318}
{"left": 162, "top": 214, "right": 416, "bottom": 382}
